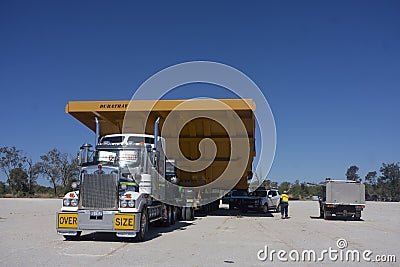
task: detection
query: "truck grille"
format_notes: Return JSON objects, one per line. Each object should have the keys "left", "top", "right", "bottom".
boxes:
{"left": 79, "top": 173, "right": 118, "bottom": 210}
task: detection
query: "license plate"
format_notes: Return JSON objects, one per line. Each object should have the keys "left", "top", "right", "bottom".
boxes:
{"left": 114, "top": 214, "right": 135, "bottom": 230}
{"left": 90, "top": 210, "right": 103, "bottom": 217}
{"left": 58, "top": 213, "right": 78, "bottom": 229}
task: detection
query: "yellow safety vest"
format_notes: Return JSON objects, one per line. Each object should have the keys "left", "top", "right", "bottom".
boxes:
{"left": 280, "top": 194, "right": 289, "bottom": 203}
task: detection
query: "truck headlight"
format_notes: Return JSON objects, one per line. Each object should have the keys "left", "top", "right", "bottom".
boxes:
{"left": 63, "top": 198, "right": 70, "bottom": 206}
{"left": 120, "top": 200, "right": 127, "bottom": 208}
{"left": 128, "top": 200, "right": 135, "bottom": 208}
{"left": 70, "top": 199, "right": 78, "bottom": 207}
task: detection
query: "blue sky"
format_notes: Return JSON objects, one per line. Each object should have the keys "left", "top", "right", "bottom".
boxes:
{"left": 1, "top": 1, "right": 399, "bottom": 186}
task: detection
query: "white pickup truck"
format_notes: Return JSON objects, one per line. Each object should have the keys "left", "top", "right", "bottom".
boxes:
{"left": 228, "top": 188, "right": 281, "bottom": 213}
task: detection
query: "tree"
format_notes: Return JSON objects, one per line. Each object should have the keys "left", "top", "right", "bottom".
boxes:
{"left": 364, "top": 171, "right": 378, "bottom": 200}
{"left": 0, "top": 181, "right": 6, "bottom": 195}
{"left": 289, "top": 180, "right": 303, "bottom": 199}
{"left": 26, "top": 158, "right": 41, "bottom": 195}
{"left": 278, "top": 181, "right": 291, "bottom": 193}
{"left": 0, "top": 146, "right": 27, "bottom": 194}
{"left": 60, "top": 155, "right": 79, "bottom": 187}
{"left": 365, "top": 171, "right": 378, "bottom": 186}
{"left": 378, "top": 163, "right": 400, "bottom": 201}
{"left": 8, "top": 168, "right": 28, "bottom": 195}
{"left": 39, "top": 149, "right": 78, "bottom": 196}
{"left": 346, "top": 165, "right": 360, "bottom": 181}
{"left": 261, "top": 179, "right": 272, "bottom": 189}
{"left": 39, "top": 149, "right": 63, "bottom": 196}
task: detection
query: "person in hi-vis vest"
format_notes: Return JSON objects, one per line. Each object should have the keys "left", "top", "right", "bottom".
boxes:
{"left": 279, "top": 191, "right": 289, "bottom": 219}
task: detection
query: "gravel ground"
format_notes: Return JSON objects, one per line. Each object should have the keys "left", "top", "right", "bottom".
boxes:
{"left": 0, "top": 198, "right": 398, "bottom": 267}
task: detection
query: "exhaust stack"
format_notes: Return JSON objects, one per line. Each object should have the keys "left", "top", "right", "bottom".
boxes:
{"left": 153, "top": 117, "right": 160, "bottom": 149}
{"left": 95, "top": 117, "right": 100, "bottom": 145}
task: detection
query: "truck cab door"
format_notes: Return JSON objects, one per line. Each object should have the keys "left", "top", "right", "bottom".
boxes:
{"left": 268, "top": 190, "right": 279, "bottom": 206}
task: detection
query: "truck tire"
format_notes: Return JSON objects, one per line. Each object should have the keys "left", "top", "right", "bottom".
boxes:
{"left": 185, "top": 207, "right": 194, "bottom": 221}
{"left": 354, "top": 211, "right": 361, "bottom": 221}
{"left": 181, "top": 207, "right": 187, "bottom": 221}
{"left": 162, "top": 205, "right": 173, "bottom": 226}
{"left": 170, "top": 206, "right": 178, "bottom": 225}
{"left": 167, "top": 205, "right": 173, "bottom": 225}
{"left": 261, "top": 204, "right": 269, "bottom": 214}
{"left": 135, "top": 209, "right": 148, "bottom": 242}
{"left": 64, "top": 231, "right": 81, "bottom": 241}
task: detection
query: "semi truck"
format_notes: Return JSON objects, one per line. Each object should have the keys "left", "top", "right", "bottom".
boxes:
{"left": 57, "top": 120, "right": 187, "bottom": 241}
{"left": 318, "top": 178, "right": 365, "bottom": 220}
{"left": 57, "top": 99, "right": 256, "bottom": 241}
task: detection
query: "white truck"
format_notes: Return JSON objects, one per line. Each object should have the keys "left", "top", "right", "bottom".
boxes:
{"left": 57, "top": 119, "right": 193, "bottom": 241}
{"left": 318, "top": 179, "right": 365, "bottom": 220}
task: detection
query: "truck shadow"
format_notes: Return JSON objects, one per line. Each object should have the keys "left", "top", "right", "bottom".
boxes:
{"left": 309, "top": 215, "right": 364, "bottom": 222}
{"left": 70, "top": 221, "right": 194, "bottom": 243}
{"left": 196, "top": 207, "right": 275, "bottom": 218}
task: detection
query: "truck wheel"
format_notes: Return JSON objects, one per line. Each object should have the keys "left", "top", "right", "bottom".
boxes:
{"left": 185, "top": 207, "right": 194, "bottom": 221}
{"left": 171, "top": 206, "right": 176, "bottom": 225}
{"left": 262, "top": 204, "right": 269, "bottom": 213}
{"left": 167, "top": 206, "right": 173, "bottom": 225}
{"left": 135, "top": 209, "right": 148, "bottom": 242}
{"left": 64, "top": 231, "right": 81, "bottom": 241}
{"left": 181, "top": 207, "right": 187, "bottom": 221}
{"left": 162, "top": 205, "right": 173, "bottom": 226}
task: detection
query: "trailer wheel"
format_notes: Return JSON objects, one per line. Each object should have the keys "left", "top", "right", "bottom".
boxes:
{"left": 167, "top": 206, "right": 173, "bottom": 225}
{"left": 181, "top": 207, "right": 187, "bottom": 221}
{"left": 171, "top": 206, "right": 177, "bottom": 225}
{"left": 135, "top": 209, "right": 148, "bottom": 242}
{"left": 185, "top": 207, "right": 194, "bottom": 221}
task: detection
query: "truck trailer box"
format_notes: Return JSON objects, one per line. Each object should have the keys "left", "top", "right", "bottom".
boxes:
{"left": 325, "top": 180, "right": 365, "bottom": 205}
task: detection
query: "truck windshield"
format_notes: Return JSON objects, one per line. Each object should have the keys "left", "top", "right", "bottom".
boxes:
{"left": 100, "top": 136, "right": 123, "bottom": 144}
{"left": 253, "top": 191, "right": 267, "bottom": 197}
{"left": 232, "top": 190, "right": 248, "bottom": 197}
{"left": 95, "top": 149, "right": 141, "bottom": 168}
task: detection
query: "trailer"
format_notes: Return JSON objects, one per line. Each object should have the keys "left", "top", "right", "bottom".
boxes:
{"left": 57, "top": 99, "right": 256, "bottom": 241}
{"left": 318, "top": 179, "right": 365, "bottom": 220}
